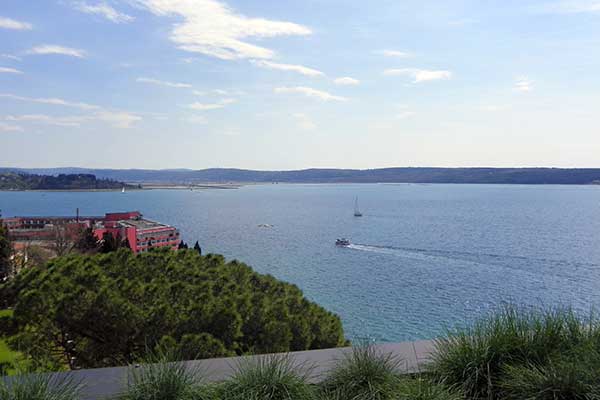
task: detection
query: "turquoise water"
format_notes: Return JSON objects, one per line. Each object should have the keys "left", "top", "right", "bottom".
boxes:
{"left": 2, "top": 184, "right": 600, "bottom": 342}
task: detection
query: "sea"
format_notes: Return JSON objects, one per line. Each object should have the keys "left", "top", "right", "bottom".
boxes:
{"left": 1, "top": 183, "right": 600, "bottom": 342}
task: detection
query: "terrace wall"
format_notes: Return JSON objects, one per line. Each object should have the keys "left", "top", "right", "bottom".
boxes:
{"left": 1, "top": 340, "right": 435, "bottom": 400}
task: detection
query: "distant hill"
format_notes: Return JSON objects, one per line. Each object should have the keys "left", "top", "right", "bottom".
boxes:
{"left": 0, "top": 172, "right": 132, "bottom": 190}
{"left": 1, "top": 167, "right": 600, "bottom": 185}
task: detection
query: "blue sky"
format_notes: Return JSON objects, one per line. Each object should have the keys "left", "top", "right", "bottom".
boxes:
{"left": 1, "top": 0, "right": 599, "bottom": 169}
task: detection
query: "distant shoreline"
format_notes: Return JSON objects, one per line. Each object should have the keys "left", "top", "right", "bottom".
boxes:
{"left": 3, "top": 167, "right": 600, "bottom": 186}
{"left": 1, "top": 181, "right": 599, "bottom": 192}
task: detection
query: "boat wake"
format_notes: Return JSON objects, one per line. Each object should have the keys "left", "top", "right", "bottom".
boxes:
{"left": 345, "top": 243, "right": 600, "bottom": 278}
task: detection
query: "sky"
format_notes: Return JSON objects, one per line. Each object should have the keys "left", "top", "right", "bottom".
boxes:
{"left": 1, "top": 0, "right": 599, "bottom": 170}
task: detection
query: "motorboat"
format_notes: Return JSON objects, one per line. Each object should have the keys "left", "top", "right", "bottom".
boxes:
{"left": 335, "top": 238, "right": 350, "bottom": 246}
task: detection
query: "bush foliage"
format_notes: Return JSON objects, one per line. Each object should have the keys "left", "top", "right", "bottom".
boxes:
{"left": 431, "top": 306, "right": 600, "bottom": 399}
{"left": 0, "top": 248, "right": 346, "bottom": 370}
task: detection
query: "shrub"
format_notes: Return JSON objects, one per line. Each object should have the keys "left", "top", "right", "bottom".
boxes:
{"left": 320, "top": 344, "right": 402, "bottom": 400}
{"left": 0, "top": 373, "right": 81, "bottom": 400}
{"left": 430, "top": 306, "right": 597, "bottom": 399}
{"left": 217, "top": 354, "right": 315, "bottom": 400}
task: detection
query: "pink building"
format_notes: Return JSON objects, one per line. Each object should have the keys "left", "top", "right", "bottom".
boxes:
{"left": 4, "top": 211, "right": 181, "bottom": 254}
{"left": 94, "top": 211, "right": 181, "bottom": 253}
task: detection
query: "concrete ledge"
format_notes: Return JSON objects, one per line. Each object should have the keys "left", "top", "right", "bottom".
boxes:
{"left": 3, "top": 340, "right": 436, "bottom": 400}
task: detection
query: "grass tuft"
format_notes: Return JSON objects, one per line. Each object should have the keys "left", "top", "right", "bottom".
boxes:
{"left": 320, "top": 344, "right": 402, "bottom": 400}
{"left": 430, "top": 306, "right": 599, "bottom": 399}
{"left": 217, "top": 354, "right": 315, "bottom": 400}
{"left": 395, "top": 377, "right": 463, "bottom": 400}
{"left": 0, "top": 372, "right": 81, "bottom": 400}
{"left": 120, "top": 351, "right": 210, "bottom": 400}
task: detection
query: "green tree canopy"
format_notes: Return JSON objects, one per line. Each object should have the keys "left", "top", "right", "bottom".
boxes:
{"left": 0, "top": 248, "right": 346, "bottom": 370}
{"left": 0, "top": 224, "right": 12, "bottom": 281}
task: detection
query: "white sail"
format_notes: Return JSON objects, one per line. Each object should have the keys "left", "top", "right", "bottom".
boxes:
{"left": 354, "top": 197, "right": 362, "bottom": 217}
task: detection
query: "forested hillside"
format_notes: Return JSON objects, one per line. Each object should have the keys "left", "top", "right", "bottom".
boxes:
{"left": 0, "top": 172, "right": 131, "bottom": 190}
{"left": 3, "top": 167, "right": 600, "bottom": 185}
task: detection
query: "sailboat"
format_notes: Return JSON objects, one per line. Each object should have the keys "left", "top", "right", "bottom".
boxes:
{"left": 121, "top": 187, "right": 126, "bottom": 193}
{"left": 354, "top": 197, "right": 363, "bottom": 217}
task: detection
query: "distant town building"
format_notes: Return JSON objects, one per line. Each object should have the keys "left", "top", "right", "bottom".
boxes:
{"left": 3, "top": 211, "right": 181, "bottom": 254}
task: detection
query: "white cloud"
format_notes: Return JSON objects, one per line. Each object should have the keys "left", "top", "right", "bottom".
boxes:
{"left": 274, "top": 86, "right": 347, "bottom": 102}
{"left": 0, "top": 17, "right": 32, "bottom": 30}
{"left": 1, "top": 54, "right": 22, "bottom": 61}
{"left": 540, "top": 0, "right": 600, "bottom": 13}
{"left": 185, "top": 115, "right": 208, "bottom": 124}
{"left": 94, "top": 111, "right": 142, "bottom": 128}
{"left": 0, "top": 93, "right": 100, "bottom": 110}
{"left": 384, "top": 68, "right": 452, "bottom": 83}
{"left": 292, "top": 113, "right": 316, "bottom": 130}
{"left": 514, "top": 76, "right": 533, "bottom": 92}
{"left": 251, "top": 60, "right": 324, "bottom": 77}
{"left": 27, "top": 45, "right": 86, "bottom": 58}
{"left": 0, "top": 122, "right": 23, "bottom": 132}
{"left": 0, "top": 67, "right": 23, "bottom": 74}
{"left": 4, "top": 114, "right": 85, "bottom": 127}
{"left": 396, "top": 111, "right": 416, "bottom": 119}
{"left": 3, "top": 112, "right": 141, "bottom": 129}
{"left": 193, "top": 89, "right": 245, "bottom": 96}
{"left": 0, "top": 93, "right": 141, "bottom": 128}
{"left": 333, "top": 77, "right": 360, "bottom": 85}
{"left": 480, "top": 105, "right": 509, "bottom": 112}
{"left": 134, "top": 0, "right": 312, "bottom": 60}
{"left": 74, "top": 2, "right": 135, "bottom": 23}
{"left": 137, "top": 77, "right": 192, "bottom": 88}
{"left": 188, "top": 98, "right": 236, "bottom": 111}
{"left": 376, "top": 49, "right": 411, "bottom": 57}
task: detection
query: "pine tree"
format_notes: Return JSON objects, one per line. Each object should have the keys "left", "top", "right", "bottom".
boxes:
{"left": 0, "top": 223, "right": 12, "bottom": 280}
{"left": 74, "top": 227, "right": 99, "bottom": 253}
{"left": 193, "top": 241, "right": 202, "bottom": 255}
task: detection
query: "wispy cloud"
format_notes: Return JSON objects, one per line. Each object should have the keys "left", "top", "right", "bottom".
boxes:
{"left": 251, "top": 60, "right": 324, "bottom": 77}
{"left": 94, "top": 111, "right": 142, "bottom": 128}
{"left": 4, "top": 114, "right": 85, "bottom": 127}
{"left": 333, "top": 77, "right": 360, "bottom": 85}
{"left": 134, "top": 0, "right": 312, "bottom": 60}
{"left": 3, "top": 112, "right": 141, "bottom": 129}
{"left": 480, "top": 105, "right": 510, "bottom": 112}
{"left": 0, "top": 17, "right": 32, "bottom": 30}
{"left": 376, "top": 49, "right": 411, "bottom": 58}
{"left": 274, "top": 86, "right": 348, "bottom": 102}
{"left": 383, "top": 68, "right": 452, "bottom": 83}
{"left": 185, "top": 115, "right": 208, "bottom": 124}
{"left": 0, "top": 122, "right": 24, "bottom": 132}
{"left": 514, "top": 76, "right": 533, "bottom": 92}
{"left": 137, "top": 77, "right": 192, "bottom": 88}
{"left": 73, "top": 1, "right": 134, "bottom": 23}
{"left": 27, "top": 45, "right": 86, "bottom": 58}
{"left": 396, "top": 111, "right": 416, "bottom": 119}
{"left": 188, "top": 98, "right": 237, "bottom": 111}
{"left": 292, "top": 113, "right": 316, "bottom": 130}
{"left": 0, "top": 67, "right": 23, "bottom": 74}
{"left": 0, "top": 93, "right": 100, "bottom": 110}
{"left": 1, "top": 54, "right": 22, "bottom": 62}
{"left": 193, "top": 89, "right": 245, "bottom": 96}
{"left": 539, "top": 0, "right": 600, "bottom": 13}
{"left": 0, "top": 93, "right": 141, "bottom": 128}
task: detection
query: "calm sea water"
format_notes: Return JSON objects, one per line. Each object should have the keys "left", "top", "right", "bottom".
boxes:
{"left": 1, "top": 184, "right": 600, "bottom": 342}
